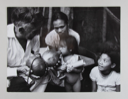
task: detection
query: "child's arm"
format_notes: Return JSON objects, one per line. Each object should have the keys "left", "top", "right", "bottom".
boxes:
{"left": 66, "top": 60, "right": 85, "bottom": 72}
{"left": 79, "top": 55, "right": 95, "bottom": 67}
{"left": 70, "top": 67, "right": 83, "bottom": 73}
{"left": 116, "top": 85, "right": 120, "bottom": 92}
{"left": 89, "top": 67, "right": 97, "bottom": 92}
{"left": 57, "top": 63, "right": 67, "bottom": 71}
{"left": 92, "top": 81, "right": 97, "bottom": 92}
{"left": 66, "top": 64, "right": 83, "bottom": 73}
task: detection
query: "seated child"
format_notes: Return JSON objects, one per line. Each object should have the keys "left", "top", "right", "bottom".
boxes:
{"left": 89, "top": 51, "right": 120, "bottom": 92}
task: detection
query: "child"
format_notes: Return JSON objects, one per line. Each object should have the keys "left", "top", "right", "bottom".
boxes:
{"left": 41, "top": 49, "right": 64, "bottom": 86}
{"left": 57, "top": 35, "right": 94, "bottom": 92}
{"left": 89, "top": 51, "right": 120, "bottom": 92}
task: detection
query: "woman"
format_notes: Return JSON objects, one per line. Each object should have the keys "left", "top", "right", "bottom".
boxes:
{"left": 45, "top": 11, "right": 80, "bottom": 50}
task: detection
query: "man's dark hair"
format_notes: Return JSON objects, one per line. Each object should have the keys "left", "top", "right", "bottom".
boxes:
{"left": 11, "top": 7, "right": 44, "bottom": 26}
{"left": 52, "top": 11, "right": 68, "bottom": 25}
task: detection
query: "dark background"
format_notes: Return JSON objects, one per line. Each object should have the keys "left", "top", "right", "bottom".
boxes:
{"left": 7, "top": 7, "right": 120, "bottom": 54}
{"left": 7, "top": 7, "right": 120, "bottom": 92}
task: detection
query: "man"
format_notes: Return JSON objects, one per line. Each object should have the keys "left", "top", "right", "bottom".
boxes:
{"left": 45, "top": 11, "right": 80, "bottom": 50}
{"left": 7, "top": 7, "right": 44, "bottom": 90}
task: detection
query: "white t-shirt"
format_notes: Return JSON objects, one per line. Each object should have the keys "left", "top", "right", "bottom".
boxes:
{"left": 45, "top": 28, "right": 80, "bottom": 48}
{"left": 7, "top": 23, "right": 40, "bottom": 77}
{"left": 89, "top": 66, "right": 120, "bottom": 92}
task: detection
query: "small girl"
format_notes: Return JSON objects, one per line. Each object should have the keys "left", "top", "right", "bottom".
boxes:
{"left": 58, "top": 35, "right": 94, "bottom": 92}
{"left": 89, "top": 51, "right": 120, "bottom": 92}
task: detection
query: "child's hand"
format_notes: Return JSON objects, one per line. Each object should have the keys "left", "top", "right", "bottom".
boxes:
{"left": 67, "top": 64, "right": 74, "bottom": 72}
{"left": 57, "top": 63, "right": 67, "bottom": 71}
{"left": 57, "top": 71, "right": 61, "bottom": 77}
{"left": 59, "top": 75, "right": 66, "bottom": 79}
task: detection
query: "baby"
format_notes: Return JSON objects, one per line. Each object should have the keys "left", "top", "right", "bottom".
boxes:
{"left": 41, "top": 50, "right": 64, "bottom": 85}
{"left": 42, "top": 50, "right": 61, "bottom": 67}
{"left": 17, "top": 54, "right": 46, "bottom": 85}
{"left": 41, "top": 48, "right": 86, "bottom": 89}
{"left": 26, "top": 54, "right": 46, "bottom": 77}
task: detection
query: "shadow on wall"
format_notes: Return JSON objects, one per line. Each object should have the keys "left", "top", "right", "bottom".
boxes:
{"left": 72, "top": 7, "right": 120, "bottom": 54}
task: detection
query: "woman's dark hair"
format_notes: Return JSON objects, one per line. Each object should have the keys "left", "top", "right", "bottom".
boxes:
{"left": 11, "top": 7, "right": 44, "bottom": 26}
{"left": 60, "top": 35, "right": 78, "bottom": 54}
{"left": 52, "top": 11, "right": 68, "bottom": 25}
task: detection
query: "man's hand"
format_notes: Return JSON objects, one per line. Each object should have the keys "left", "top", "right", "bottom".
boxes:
{"left": 17, "top": 66, "right": 31, "bottom": 76}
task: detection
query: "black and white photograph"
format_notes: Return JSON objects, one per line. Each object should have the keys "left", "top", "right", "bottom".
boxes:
{"left": 7, "top": 7, "right": 120, "bottom": 92}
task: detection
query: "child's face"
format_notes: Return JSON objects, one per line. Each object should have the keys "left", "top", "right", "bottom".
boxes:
{"left": 98, "top": 53, "right": 112, "bottom": 72}
{"left": 42, "top": 50, "right": 60, "bottom": 66}
{"left": 58, "top": 41, "right": 69, "bottom": 56}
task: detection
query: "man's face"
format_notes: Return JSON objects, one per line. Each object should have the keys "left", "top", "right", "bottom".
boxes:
{"left": 14, "top": 21, "right": 38, "bottom": 40}
{"left": 53, "top": 19, "right": 68, "bottom": 36}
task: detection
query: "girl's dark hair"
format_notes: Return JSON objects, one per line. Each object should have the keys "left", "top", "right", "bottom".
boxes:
{"left": 96, "top": 41, "right": 120, "bottom": 54}
{"left": 60, "top": 35, "right": 78, "bottom": 54}
{"left": 97, "top": 51, "right": 120, "bottom": 73}
{"left": 96, "top": 41, "right": 120, "bottom": 72}
{"left": 52, "top": 11, "right": 68, "bottom": 25}
{"left": 11, "top": 7, "right": 44, "bottom": 26}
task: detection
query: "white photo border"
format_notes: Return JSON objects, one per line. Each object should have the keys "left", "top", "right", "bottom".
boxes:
{"left": 0, "top": 0, "right": 127, "bottom": 99}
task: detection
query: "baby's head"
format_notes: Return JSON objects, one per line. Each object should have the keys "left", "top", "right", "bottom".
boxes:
{"left": 58, "top": 35, "right": 78, "bottom": 56}
{"left": 98, "top": 51, "right": 120, "bottom": 73}
{"left": 42, "top": 50, "right": 61, "bottom": 67}
{"left": 26, "top": 55, "right": 46, "bottom": 77}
